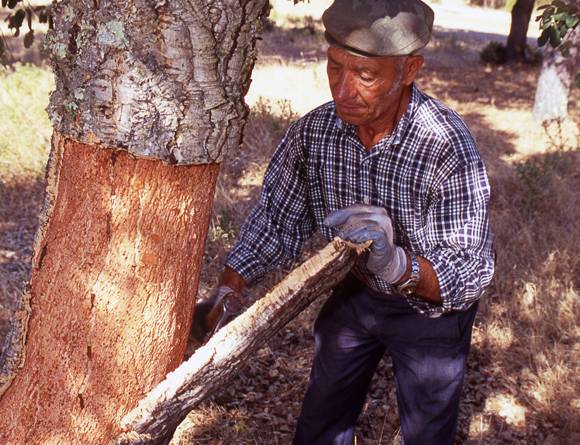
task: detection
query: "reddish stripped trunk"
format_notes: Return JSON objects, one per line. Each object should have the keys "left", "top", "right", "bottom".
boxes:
{"left": 0, "top": 134, "right": 219, "bottom": 444}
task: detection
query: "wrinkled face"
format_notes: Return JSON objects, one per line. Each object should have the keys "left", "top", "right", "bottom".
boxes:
{"left": 326, "top": 46, "right": 409, "bottom": 127}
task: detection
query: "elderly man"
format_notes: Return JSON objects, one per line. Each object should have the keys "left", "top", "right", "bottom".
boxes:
{"left": 192, "top": 0, "right": 495, "bottom": 443}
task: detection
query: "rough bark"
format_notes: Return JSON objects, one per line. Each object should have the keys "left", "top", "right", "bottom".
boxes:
{"left": 533, "top": 28, "right": 579, "bottom": 122}
{"left": 113, "top": 240, "right": 369, "bottom": 445}
{"left": 0, "top": 281, "right": 31, "bottom": 398}
{"left": 506, "top": 0, "right": 536, "bottom": 62}
{"left": 1, "top": 0, "right": 269, "bottom": 443}
{"left": 45, "top": 0, "right": 269, "bottom": 164}
{"left": 0, "top": 134, "right": 219, "bottom": 444}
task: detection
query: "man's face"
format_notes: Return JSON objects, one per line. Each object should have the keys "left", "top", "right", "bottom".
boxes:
{"left": 326, "top": 46, "right": 408, "bottom": 128}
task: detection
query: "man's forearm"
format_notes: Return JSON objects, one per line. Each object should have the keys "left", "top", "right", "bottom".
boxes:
{"left": 395, "top": 253, "right": 442, "bottom": 305}
{"left": 218, "top": 266, "right": 248, "bottom": 294}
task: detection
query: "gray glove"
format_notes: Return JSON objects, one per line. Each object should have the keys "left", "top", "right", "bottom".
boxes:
{"left": 323, "top": 204, "right": 407, "bottom": 283}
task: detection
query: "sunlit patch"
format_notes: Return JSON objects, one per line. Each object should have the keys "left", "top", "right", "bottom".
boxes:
{"left": 267, "top": 0, "right": 330, "bottom": 29}
{"left": 246, "top": 63, "right": 331, "bottom": 116}
{"left": 557, "top": 284, "right": 578, "bottom": 325}
{"left": 484, "top": 321, "right": 514, "bottom": 349}
{"left": 521, "top": 282, "right": 537, "bottom": 309}
{"left": 468, "top": 413, "right": 491, "bottom": 438}
{"left": 484, "top": 394, "right": 527, "bottom": 427}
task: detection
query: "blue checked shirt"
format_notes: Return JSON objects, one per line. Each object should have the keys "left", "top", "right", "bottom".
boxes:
{"left": 226, "top": 84, "right": 494, "bottom": 316}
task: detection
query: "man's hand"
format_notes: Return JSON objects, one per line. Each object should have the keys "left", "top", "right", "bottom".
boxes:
{"left": 323, "top": 204, "right": 407, "bottom": 283}
{"left": 190, "top": 285, "right": 246, "bottom": 345}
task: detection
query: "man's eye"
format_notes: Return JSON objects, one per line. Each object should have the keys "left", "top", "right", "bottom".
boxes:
{"left": 360, "top": 74, "right": 374, "bottom": 82}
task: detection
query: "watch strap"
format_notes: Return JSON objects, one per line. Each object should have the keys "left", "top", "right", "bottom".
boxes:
{"left": 395, "top": 251, "right": 420, "bottom": 296}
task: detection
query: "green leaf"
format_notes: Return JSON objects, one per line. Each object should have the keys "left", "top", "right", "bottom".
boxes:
{"left": 0, "top": 38, "right": 4, "bottom": 58}
{"left": 538, "top": 29, "right": 550, "bottom": 47}
{"left": 23, "top": 29, "right": 33, "bottom": 48}
{"left": 7, "top": 0, "right": 20, "bottom": 9}
{"left": 542, "top": 7, "right": 555, "bottom": 20}
{"left": 8, "top": 9, "right": 26, "bottom": 31}
{"left": 575, "top": 72, "right": 580, "bottom": 89}
{"left": 565, "top": 14, "right": 579, "bottom": 28}
{"left": 1, "top": 0, "right": 7, "bottom": 8}
{"left": 541, "top": 19, "right": 553, "bottom": 30}
{"left": 552, "top": 0, "right": 566, "bottom": 9}
{"left": 549, "top": 26, "right": 562, "bottom": 47}
{"left": 552, "top": 12, "right": 569, "bottom": 22}
{"left": 537, "top": 4, "right": 551, "bottom": 11}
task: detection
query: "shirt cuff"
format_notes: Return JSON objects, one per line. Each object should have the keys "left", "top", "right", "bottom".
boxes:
{"left": 225, "top": 244, "right": 269, "bottom": 284}
{"left": 422, "top": 250, "right": 461, "bottom": 313}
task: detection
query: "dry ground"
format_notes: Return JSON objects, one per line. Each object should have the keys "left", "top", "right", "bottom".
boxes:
{"left": 1, "top": 1, "right": 579, "bottom": 444}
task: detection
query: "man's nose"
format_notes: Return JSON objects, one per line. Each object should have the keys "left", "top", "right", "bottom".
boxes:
{"left": 333, "top": 72, "right": 357, "bottom": 101}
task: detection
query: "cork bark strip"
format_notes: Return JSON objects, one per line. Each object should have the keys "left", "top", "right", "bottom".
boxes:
{"left": 114, "top": 240, "right": 369, "bottom": 445}
{"left": 0, "top": 135, "right": 219, "bottom": 444}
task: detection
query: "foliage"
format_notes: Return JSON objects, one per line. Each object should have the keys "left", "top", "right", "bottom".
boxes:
{"left": 480, "top": 40, "right": 541, "bottom": 65}
{"left": 0, "top": 0, "right": 54, "bottom": 60}
{"left": 480, "top": 41, "right": 508, "bottom": 64}
{"left": 515, "top": 150, "right": 570, "bottom": 218}
{"left": 536, "top": 0, "right": 580, "bottom": 87}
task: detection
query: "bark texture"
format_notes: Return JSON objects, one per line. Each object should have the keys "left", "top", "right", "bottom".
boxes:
{"left": 114, "top": 240, "right": 369, "bottom": 445}
{"left": 533, "top": 28, "right": 579, "bottom": 122}
{"left": 506, "top": 0, "right": 535, "bottom": 62}
{"left": 45, "top": 0, "right": 269, "bottom": 164}
{"left": 0, "top": 284, "right": 31, "bottom": 398}
{"left": 0, "top": 134, "right": 219, "bottom": 444}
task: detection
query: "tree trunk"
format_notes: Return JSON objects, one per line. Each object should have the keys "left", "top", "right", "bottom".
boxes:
{"left": 533, "top": 28, "right": 579, "bottom": 122}
{"left": 0, "top": 134, "right": 218, "bottom": 444}
{"left": 0, "top": 0, "right": 269, "bottom": 443}
{"left": 115, "top": 240, "right": 369, "bottom": 445}
{"left": 506, "top": 0, "right": 535, "bottom": 62}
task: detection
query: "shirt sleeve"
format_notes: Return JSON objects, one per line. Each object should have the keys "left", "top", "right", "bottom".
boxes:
{"left": 225, "top": 123, "right": 315, "bottom": 284}
{"left": 419, "top": 159, "right": 495, "bottom": 312}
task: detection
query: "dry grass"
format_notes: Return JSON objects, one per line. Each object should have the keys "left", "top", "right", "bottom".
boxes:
{"left": 1, "top": 5, "right": 579, "bottom": 444}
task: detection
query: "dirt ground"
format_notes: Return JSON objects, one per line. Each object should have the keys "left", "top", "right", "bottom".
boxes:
{"left": 1, "top": 1, "right": 579, "bottom": 444}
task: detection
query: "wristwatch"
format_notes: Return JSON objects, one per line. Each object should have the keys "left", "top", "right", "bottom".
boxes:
{"left": 395, "top": 251, "right": 420, "bottom": 296}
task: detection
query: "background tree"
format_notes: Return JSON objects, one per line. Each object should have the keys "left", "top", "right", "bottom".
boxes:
{"left": 506, "top": 0, "right": 536, "bottom": 61}
{"left": 0, "top": 1, "right": 269, "bottom": 444}
{"left": 533, "top": 0, "right": 580, "bottom": 121}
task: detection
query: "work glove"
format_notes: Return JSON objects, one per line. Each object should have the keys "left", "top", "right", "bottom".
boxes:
{"left": 190, "top": 285, "right": 246, "bottom": 345}
{"left": 323, "top": 204, "right": 407, "bottom": 283}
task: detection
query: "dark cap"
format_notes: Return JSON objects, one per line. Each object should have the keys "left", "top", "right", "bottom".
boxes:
{"left": 322, "top": 0, "right": 434, "bottom": 57}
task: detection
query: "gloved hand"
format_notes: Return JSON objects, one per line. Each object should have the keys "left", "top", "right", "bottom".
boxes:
{"left": 323, "top": 204, "right": 407, "bottom": 283}
{"left": 190, "top": 285, "right": 246, "bottom": 345}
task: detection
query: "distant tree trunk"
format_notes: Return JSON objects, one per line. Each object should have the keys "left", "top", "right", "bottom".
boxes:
{"left": 0, "top": 1, "right": 268, "bottom": 444}
{"left": 533, "top": 28, "right": 579, "bottom": 122}
{"left": 506, "top": 0, "right": 535, "bottom": 62}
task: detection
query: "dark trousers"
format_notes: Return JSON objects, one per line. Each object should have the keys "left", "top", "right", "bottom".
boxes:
{"left": 292, "top": 276, "right": 478, "bottom": 445}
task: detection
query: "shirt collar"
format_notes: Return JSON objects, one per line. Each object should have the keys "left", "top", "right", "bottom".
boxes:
{"left": 334, "top": 83, "right": 421, "bottom": 150}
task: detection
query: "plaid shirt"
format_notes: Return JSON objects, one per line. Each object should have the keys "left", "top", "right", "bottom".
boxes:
{"left": 226, "top": 84, "right": 494, "bottom": 316}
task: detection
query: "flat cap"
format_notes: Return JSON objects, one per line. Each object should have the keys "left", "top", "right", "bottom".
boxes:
{"left": 322, "top": 0, "right": 434, "bottom": 57}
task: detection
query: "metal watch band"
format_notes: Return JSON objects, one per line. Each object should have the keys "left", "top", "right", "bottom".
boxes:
{"left": 395, "top": 251, "right": 420, "bottom": 296}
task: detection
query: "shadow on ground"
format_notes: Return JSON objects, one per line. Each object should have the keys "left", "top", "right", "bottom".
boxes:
{"left": 1, "top": 22, "right": 578, "bottom": 444}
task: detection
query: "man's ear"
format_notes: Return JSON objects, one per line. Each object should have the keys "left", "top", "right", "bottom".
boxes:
{"left": 402, "top": 55, "right": 424, "bottom": 86}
